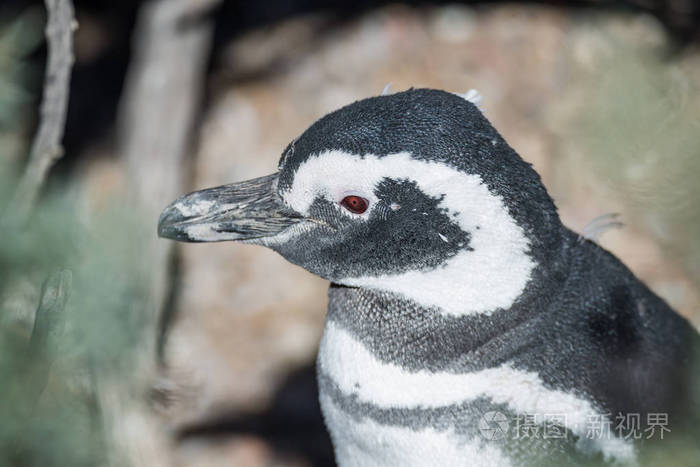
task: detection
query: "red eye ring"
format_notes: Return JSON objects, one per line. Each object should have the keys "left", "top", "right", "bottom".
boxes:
{"left": 340, "top": 195, "right": 369, "bottom": 214}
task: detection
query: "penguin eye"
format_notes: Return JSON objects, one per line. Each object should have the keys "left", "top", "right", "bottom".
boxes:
{"left": 340, "top": 195, "right": 369, "bottom": 214}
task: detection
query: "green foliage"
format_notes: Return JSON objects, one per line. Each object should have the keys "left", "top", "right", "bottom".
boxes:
{"left": 0, "top": 169, "right": 153, "bottom": 466}
{"left": 0, "top": 8, "right": 155, "bottom": 466}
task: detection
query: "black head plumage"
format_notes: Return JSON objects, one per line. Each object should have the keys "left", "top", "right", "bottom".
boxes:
{"left": 278, "top": 88, "right": 564, "bottom": 265}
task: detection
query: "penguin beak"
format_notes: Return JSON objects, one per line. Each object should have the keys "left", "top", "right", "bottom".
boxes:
{"left": 157, "top": 173, "right": 303, "bottom": 243}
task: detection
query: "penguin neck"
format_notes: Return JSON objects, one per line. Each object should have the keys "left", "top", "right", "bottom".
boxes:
{"left": 325, "top": 228, "right": 573, "bottom": 372}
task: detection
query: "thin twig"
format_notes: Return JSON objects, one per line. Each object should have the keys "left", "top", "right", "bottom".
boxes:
{"left": 8, "top": 0, "right": 76, "bottom": 225}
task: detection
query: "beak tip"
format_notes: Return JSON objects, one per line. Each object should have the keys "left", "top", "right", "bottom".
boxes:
{"left": 157, "top": 204, "right": 186, "bottom": 240}
{"left": 156, "top": 221, "right": 169, "bottom": 239}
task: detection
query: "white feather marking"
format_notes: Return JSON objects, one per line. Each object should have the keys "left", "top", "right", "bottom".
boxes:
{"left": 455, "top": 88, "right": 484, "bottom": 111}
{"left": 381, "top": 82, "right": 393, "bottom": 96}
{"left": 174, "top": 199, "right": 215, "bottom": 217}
{"left": 318, "top": 321, "right": 636, "bottom": 463}
{"left": 321, "top": 394, "right": 512, "bottom": 467}
{"left": 581, "top": 213, "right": 623, "bottom": 243}
{"left": 282, "top": 150, "right": 535, "bottom": 316}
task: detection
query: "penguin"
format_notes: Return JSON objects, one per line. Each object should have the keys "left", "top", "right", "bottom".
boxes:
{"left": 158, "top": 89, "right": 700, "bottom": 466}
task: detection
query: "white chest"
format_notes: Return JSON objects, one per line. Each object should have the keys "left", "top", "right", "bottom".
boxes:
{"left": 319, "top": 393, "right": 511, "bottom": 467}
{"left": 316, "top": 320, "right": 636, "bottom": 466}
{"left": 317, "top": 321, "right": 511, "bottom": 466}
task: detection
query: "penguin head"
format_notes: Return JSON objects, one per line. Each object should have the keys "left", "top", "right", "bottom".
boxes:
{"left": 159, "top": 89, "right": 563, "bottom": 315}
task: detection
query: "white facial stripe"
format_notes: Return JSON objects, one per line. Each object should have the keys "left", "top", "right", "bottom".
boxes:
{"left": 319, "top": 321, "right": 636, "bottom": 463}
{"left": 282, "top": 150, "right": 535, "bottom": 316}
{"left": 321, "top": 394, "right": 513, "bottom": 467}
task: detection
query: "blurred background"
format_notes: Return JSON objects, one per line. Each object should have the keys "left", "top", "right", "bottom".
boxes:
{"left": 1, "top": 1, "right": 699, "bottom": 466}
